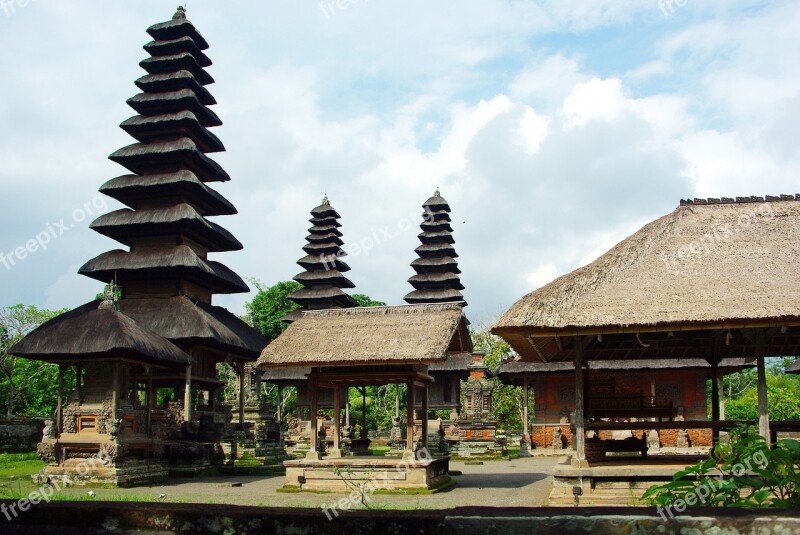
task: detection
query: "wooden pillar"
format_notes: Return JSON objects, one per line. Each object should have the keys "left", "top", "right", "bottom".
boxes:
{"left": 755, "top": 332, "right": 769, "bottom": 443}
{"left": 345, "top": 387, "right": 350, "bottom": 428}
{"left": 332, "top": 383, "right": 341, "bottom": 455}
{"left": 75, "top": 365, "right": 82, "bottom": 401}
{"left": 718, "top": 374, "right": 726, "bottom": 421}
{"left": 522, "top": 378, "right": 530, "bottom": 441}
{"left": 395, "top": 383, "right": 400, "bottom": 418}
{"left": 710, "top": 360, "right": 720, "bottom": 421}
{"left": 238, "top": 362, "right": 245, "bottom": 430}
{"left": 310, "top": 378, "right": 319, "bottom": 453}
{"left": 361, "top": 387, "right": 367, "bottom": 437}
{"left": 406, "top": 379, "right": 415, "bottom": 452}
{"left": 56, "top": 364, "right": 65, "bottom": 436}
{"left": 184, "top": 365, "right": 192, "bottom": 422}
{"left": 574, "top": 337, "right": 585, "bottom": 461}
{"left": 146, "top": 366, "right": 153, "bottom": 437}
{"left": 277, "top": 385, "right": 284, "bottom": 447}
{"left": 421, "top": 383, "right": 429, "bottom": 451}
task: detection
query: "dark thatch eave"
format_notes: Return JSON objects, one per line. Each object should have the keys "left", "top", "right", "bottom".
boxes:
{"left": 310, "top": 204, "right": 339, "bottom": 218}
{"left": 144, "top": 36, "right": 212, "bottom": 67}
{"left": 423, "top": 196, "right": 451, "bottom": 211}
{"left": 127, "top": 89, "right": 222, "bottom": 128}
{"left": 293, "top": 270, "right": 355, "bottom": 288}
{"left": 120, "top": 296, "right": 267, "bottom": 358}
{"left": 90, "top": 204, "right": 243, "bottom": 252}
{"left": 259, "top": 304, "right": 472, "bottom": 367}
{"left": 120, "top": 111, "right": 225, "bottom": 153}
{"left": 404, "top": 289, "right": 465, "bottom": 304}
{"left": 428, "top": 352, "right": 472, "bottom": 377}
{"left": 109, "top": 137, "right": 231, "bottom": 182}
{"left": 99, "top": 171, "right": 236, "bottom": 216}
{"left": 139, "top": 52, "right": 214, "bottom": 85}
{"left": 297, "top": 254, "right": 351, "bottom": 272}
{"left": 147, "top": 17, "right": 210, "bottom": 50}
{"left": 411, "top": 256, "right": 461, "bottom": 273}
{"left": 79, "top": 246, "right": 249, "bottom": 294}
{"left": 10, "top": 306, "right": 191, "bottom": 367}
{"left": 288, "top": 287, "right": 359, "bottom": 308}
{"left": 135, "top": 71, "right": 216, "bottom": 105}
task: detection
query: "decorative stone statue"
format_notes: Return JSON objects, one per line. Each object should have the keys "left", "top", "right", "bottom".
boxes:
{"left": 42, "top": 420, "right": 55, "bottom": 440}
{"left": 106, "top": 418, "right": 122, "bottom": 440}
{"left": 675, "top": 406, "right": 685, "bottom": 422}
{"left": 552, "top": 427, "right": 563, "bottom": 450}
{"left": 559, "top": 409, "right": 571, "bottom": 424}
{"left": 647, "top": 429, "right": 661, "bottom": 450}
{"left": 677, "top": 428, "right": 690, "bottom": 448}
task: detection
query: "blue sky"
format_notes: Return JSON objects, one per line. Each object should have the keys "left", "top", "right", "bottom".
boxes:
{"left": 1, "top": 1, "right": 798, "bottom": 327}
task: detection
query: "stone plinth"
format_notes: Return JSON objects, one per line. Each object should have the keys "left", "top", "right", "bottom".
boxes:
{"left": 40, "top": 458, "right": 167, "bottom": 488}
{"left": 283, "top": 456, "right": 451, "bottom": 492}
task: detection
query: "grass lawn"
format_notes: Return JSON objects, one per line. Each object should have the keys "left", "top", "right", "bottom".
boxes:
{"left": 0, "top": 452, "right": 44, "bottom": 499}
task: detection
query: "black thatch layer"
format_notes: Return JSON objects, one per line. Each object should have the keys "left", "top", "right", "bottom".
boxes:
{"left": 147, "top": 17, "right": 209, "bottom": 50}
{"left": 404, "top": 193, "right": 466, "bottom": 306}
{"left": 109, "top": 138, "right": 230, "bottom": 182}
{"left": 287, "top": 199, "right": 357, "bottom": 315}
{"left": 120, "top": 111, "right": 225, "bottom": 153}
{"left": 99, "top": 171, "right": 236, "bottom": 216}
{"left": 80, "top": 246, "right": 249, "bottom": 294}
{"left": 90, "top": 204, "right": 242, "bottom": 252}
{"left": 127, "top": 89, "right": 222, "bottom": 127}
{"left": 144, "top": 36, "right": 212, "bottom": 67}
{"left": 10, "top": 307, "right": 191, "bottom": 366}
{"left": 140, "top": 52, "right": 214, "bottom": 85}
{"left": 135, "top": 71, "right": 216, "bottom": 105}
{"left": 120, "top": 297, "right": 266, "bottom": 358}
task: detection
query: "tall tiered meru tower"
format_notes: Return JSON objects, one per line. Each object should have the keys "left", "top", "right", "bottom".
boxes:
{"left": 404, "top": 190, "right": 467, "bottom": 306}
{"left": 285, "top": 196, "right": 357, "bottom": 321}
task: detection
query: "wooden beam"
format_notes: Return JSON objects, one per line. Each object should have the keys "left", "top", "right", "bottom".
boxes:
{"left": 421, "top": 384, "right": 429, "bottom": 451}
{"left": 146, "top": 366, "right": 153, "bottom": 438}
{"left": 56, "top": 364, "right": 64, "bottom": 436}
{"left": 238, "top": 361, "right": 245, "bottom": 429}
{"left": 522, "top": 378, "right": 530, "bottom": 442}
{"left": 310, "top": 378, "right": 319, "bottom": 454}
{"left": 184, "top": 365, "right": 192, "bottom": 422}
{"left": 332, "top": 383, "right": 341, "bottom": 455}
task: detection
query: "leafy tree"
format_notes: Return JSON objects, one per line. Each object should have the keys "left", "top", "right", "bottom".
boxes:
{"left": 245, "top": 280, "right": 301, "bottom": 340}
{"left": 352, "top": 294, "right": 386, "bottom": 307}
{"left": 470, "top": 327, "right": 533, "bottom": 431}
{"left": 0, "top": 305, "right": 71, "bottom": 418}
{"left": 725, "top": 371, "right": 800, "bottom": 422}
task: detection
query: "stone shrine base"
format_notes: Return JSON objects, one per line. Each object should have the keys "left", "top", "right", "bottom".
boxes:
{"left": 283, "top": 456, "right": 452, "bottom": 492}
{"left": 38, "top": 458, "right": 168, "bottom": 488}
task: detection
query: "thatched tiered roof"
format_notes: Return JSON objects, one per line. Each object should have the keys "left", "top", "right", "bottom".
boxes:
{"left": 80, "top": 7, "right": 249, "bottom": 301}
{"left": 286, "top": 197, "right": 357, "bottom": 317}
{"left": 404, "top": 191, "right": 466, "bottom": 306}
{"left": 495, "top": 357, "right": 755, "bottom": 385}
{"left": 258, "top": 304, "right": 472, "bottom": 368}
{"left": 15, "top": 9, "right": 266, "bottom": 363}
{"left": 493, "top": 196, "right": 800, "bottom": 362}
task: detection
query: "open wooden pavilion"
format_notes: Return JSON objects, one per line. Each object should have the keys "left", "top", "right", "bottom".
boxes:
{"left": 493, "top": 195, "right": 800, "bottom": 465}
{"left": 257, "top": 303, "right": 471, "bottom": 491}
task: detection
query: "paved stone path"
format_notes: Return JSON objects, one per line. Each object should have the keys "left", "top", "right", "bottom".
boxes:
{"left": 51, "top": 457, "right": 560, "bottom": 512}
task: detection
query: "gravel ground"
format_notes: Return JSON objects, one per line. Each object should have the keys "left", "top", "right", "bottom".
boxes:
{"left": 49, "top": 457, "right": 560, "bottom": 511}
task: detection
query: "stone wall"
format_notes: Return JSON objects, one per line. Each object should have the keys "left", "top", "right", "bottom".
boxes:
{"left": 0, "top": 417, "right": 44, "bottom": 453}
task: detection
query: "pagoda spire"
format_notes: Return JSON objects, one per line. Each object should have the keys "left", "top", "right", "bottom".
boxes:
{"left": 286, "top": 197, "right": 357, "bottom": 317}
{"left": 80, "top": 9, "right": 248, "bottom": 303}
{"left": 404, "top": 190, "right": 466, "bottom": 306}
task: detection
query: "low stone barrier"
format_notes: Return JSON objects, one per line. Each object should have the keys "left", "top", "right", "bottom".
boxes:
{"left": 0, "top": 417, "right": 44, "bottom": 453}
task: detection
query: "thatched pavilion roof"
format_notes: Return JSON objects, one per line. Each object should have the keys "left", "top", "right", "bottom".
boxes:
{"left": 258, "top": 304, "right": 471, "bottom": 368}
{"left": 10, "top": 308, "right": 191, "bottom": 367}
{"left": 787, "top": 359, "right": 800, "bottom": 374}
{"left": 493, "top": 196, "right": 800, "bottom": 362}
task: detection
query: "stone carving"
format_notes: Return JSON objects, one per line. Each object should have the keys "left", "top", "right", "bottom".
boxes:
{"left": 37, "top": 441, "right": 56, "bottom": 464}
{"left": 106, "top": 418, "right": 122, "bottom": 439}
{"left": 388, "top": 415, "right": 403, "bottom": 448}
{"left": 42, "top": 420, "right": 55, "bottom": 440}
{"left": 675, "top": 406, "right": 685, "bottom": 422}
{"left": 63, "top": 402, "right": 80, "bottom": 434}
{"left": 647, "top": 429, "right": 661, "bottom": 450}
{"left": 655, "top": 384, "right": 680, "bottom": 400}
{"left": 552, "top": 427, "right": 564, "bottom": 449}
{"left": 559, "top": 409, "right": 571, "bottom": 424}
{"left": 677, "top": 428, "right": 690, "bottom": 448}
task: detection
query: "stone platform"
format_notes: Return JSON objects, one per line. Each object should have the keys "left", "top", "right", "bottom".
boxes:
{"left": 39, "top": 458, "right": 168, "bottom": 488}
{"left": 283, "top": 455, "right": 452, "bottom": 492}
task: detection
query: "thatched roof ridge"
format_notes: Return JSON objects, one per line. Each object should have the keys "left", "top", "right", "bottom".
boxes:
{"left": 258, "top": 304, "right": 471, "bottom": 367}
{"left": 423, "top": 195, "right": 451, "bottom": 212}
{"left": 10, "top": 306, "right": 191, "bottom": 366}
{"left": 100, "top": 171, "right": 236, "bottom": 216}
{"left": 493, "top": 198, "right": 800, "bottom": 333}
{"left": 135, "top": 71, "right": 216, "bottom": 105}
{"left": 428, "top": 352, "right": 472, "bottom": 375}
